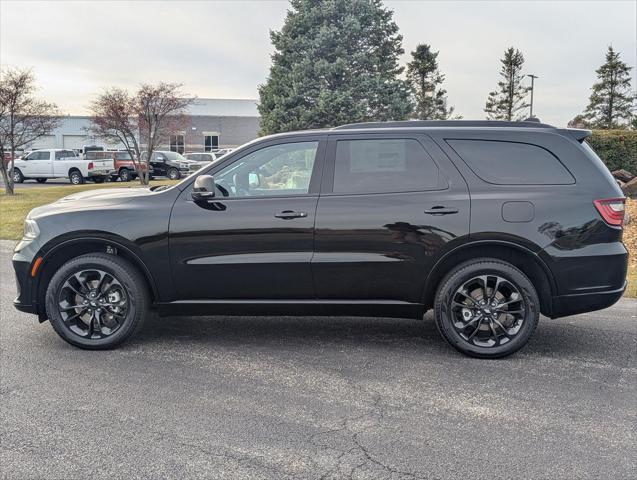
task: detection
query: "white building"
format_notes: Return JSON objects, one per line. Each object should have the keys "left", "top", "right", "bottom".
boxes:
{"left": 29, "top": 98, "right": 261, "bottom": 152}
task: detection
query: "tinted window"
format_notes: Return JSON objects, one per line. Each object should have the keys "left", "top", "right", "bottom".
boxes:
{"left": 447, "top": 139, "right": 574, "bottom": 185}
{"left": 115, "top": 152, "right": 132, "bottom": 160}
{"left": 215, "top": 142, "right": 318, "bottom": 197}
{"left": 333, "top": 139, "right": 442, "bottom": 194}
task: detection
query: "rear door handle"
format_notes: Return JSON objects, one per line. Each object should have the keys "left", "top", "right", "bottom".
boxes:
{"left": 275, "top": 210, "right": 308, "bottom": 219}
{"left": 425, "top": 206, "right": 459, "bottom": 215}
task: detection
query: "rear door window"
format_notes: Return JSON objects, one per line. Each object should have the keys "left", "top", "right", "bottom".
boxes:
{"left": 332, "top": 138, "right": 443, "bottom": 194}
{"left": 447, "top": 139, "right": 574, "bottom": 185}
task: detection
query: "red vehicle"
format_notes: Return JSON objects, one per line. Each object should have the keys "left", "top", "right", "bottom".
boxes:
{"left": 85, "top": 150, "right": 151, "bottom": 182}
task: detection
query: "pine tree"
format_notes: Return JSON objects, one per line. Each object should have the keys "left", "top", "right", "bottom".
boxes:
{"left": 583, "top": 46, "right": 635, "bottom": 129}
{"left": 407, "top": 44, "right": 458, "bottom": 120}
{"left": 484, "top": 47, "right": 530, "bottom": 121}
{"left": 258, "top": 0, "right": 412, "bottom": 135}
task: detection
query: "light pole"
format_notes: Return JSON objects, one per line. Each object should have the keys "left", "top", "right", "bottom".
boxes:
{"left": 527, "top": 74, "right": 539, "bottom": 117}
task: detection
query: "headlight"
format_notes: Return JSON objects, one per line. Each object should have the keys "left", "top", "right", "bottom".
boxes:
{"left": 23, "top": 219, "right": 40, "bottom": 240}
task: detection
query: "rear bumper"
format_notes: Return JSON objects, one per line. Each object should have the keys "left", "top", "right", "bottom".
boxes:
{"left": 550, "top": 282, "right": 626, "bottom": 318}
{"left": 543, "top": 241, "right": 628, "bottom": 318}
{"left": 87, "top": 169, "right": 115, "bottom": 178}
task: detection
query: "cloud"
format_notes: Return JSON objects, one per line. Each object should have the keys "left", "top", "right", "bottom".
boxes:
{"left": 1, "top": 0, "right": 635, "bottom": 126}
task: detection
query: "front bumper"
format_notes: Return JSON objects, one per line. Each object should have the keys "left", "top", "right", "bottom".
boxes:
{"left": 12, "top": 258, "right": 38, "bottom": 315}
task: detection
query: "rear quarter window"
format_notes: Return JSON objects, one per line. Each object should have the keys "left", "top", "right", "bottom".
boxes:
{"left": 446, "top": 139, "right": 575, "bottom": 185}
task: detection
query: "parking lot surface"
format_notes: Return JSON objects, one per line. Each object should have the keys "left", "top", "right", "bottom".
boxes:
{"left": 0, "top": 240, "right": 635, "bottom": 479}
{"left": 1, "top": 178, "right": 76, "bottom": 189}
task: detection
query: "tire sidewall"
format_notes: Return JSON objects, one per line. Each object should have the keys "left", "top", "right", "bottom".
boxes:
{"left": 45, "top": 254, "right": 147, "bottom": 349}
{"left": 168, "top": 168, "right": 180, "bottom": 180}
{"left": 119, "top": 169, "right": 130, "bottom": 182}
{"left": 434, "top": 260, "right": 540, "bottom": 358}
{"left": 69, "top": 171, "right": 83, "bottom": 185}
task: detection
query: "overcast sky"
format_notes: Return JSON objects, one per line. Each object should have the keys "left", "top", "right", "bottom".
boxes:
{"left": 1, "top": 0, "right": 635, "bottom": 126}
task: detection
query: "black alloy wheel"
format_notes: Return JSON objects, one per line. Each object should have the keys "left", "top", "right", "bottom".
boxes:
{"left": 57, "top": 268, "right": 129, "bottom": 339}
{"left": 45, "top": 253, "right": 148, "bottom": 349}
{"left": 449, "top": 275, "right": 525, "bottom": 348}
{"left": 434, "top": 258, "right": 540, "bottom": 358}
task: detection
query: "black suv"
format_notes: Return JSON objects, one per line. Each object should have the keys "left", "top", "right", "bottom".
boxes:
{"left": 140, "top": 151, "right": 193, "bottom": 180}
{"left": 13, "top": 120, "right": 627, "bottom": 357}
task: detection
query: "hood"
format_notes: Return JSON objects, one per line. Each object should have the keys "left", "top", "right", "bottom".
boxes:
{"left": 28, "top": 187, "right": 164, "bottom": 219}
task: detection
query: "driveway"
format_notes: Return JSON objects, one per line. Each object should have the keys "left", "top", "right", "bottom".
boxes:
{"left": 0, "top": 240, "right": 635, "bottom": 479}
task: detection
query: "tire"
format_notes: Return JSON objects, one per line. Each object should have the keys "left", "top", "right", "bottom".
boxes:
{"left": 12, "top": 169, "right": 24, "bottom": 184}
{"left": 167, "top": 168, "right": 181, "bottom": 180}
{"left": 119, "top": 168, "right": 131, "bottom": 182}
{"left": 434, "top": 258, "right": 540, "bottom": 359}
{"left": 36, "top": 178, "right": 47, "bottom": 184}
{"left": 69, "top": 170, "right": 85, "bottom": 185}
{"left": 92, "top": 177, "right": 105, "bottom": 184}
{"left": 45, "top": 253, "right": 149, "bottom": 350}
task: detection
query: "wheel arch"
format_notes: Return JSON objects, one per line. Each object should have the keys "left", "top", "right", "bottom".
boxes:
{"left": 422, "top": 240, "right": 556, "bottom": 317}
{"left": 34, "top": 233, "right": 159, "bottom": 316}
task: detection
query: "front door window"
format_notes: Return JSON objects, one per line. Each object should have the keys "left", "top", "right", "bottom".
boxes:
{"left": 213, "top": 142, "right": 319, "bottom": 197}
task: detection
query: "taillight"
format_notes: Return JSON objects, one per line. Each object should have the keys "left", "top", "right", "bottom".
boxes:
{"left": 88, "top": 162, "right": 94, "bottom": 170}
{"left": 593, "top": 198, "right": 625, "bottom": 227}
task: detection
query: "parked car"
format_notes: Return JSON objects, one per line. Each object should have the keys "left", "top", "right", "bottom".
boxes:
{"left": 13, "top": 120, "right": 627, "bottom": 357}
{"left": 184, "top": 152, "right": 216, "bottom": 163}
{"left": 140, "top": 151, "right": 199, "bottom": 180}
{"left": 85, "top": 150, "right": 152, "bottom": 182}
{"left": 12, "top": 149, "right": 115, "bottom": 185}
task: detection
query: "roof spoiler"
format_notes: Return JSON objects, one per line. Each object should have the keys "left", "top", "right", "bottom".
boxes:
{"left": 558, "top": 128, "right": 592, "bottom": 142}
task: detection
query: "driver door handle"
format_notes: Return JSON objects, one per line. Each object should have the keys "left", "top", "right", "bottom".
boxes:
{"left": 275, "top": 210, "right": 308, "bottom": 219}
{"left": 425, "top": 206, "right": 459, "bottom": 215}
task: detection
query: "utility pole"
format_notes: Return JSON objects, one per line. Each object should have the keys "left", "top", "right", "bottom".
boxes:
{"left": 527, "top": 74, "right": 539, "bottom": 117}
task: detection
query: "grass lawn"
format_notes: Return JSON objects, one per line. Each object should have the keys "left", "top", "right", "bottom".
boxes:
{"left": 0, "top": 180, "right": 178, "bottom": 241}
{"left": 1, "top": 182, "right": 635, "bottom": 297}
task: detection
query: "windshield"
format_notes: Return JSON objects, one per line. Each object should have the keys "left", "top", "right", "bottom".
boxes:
{"left": 163, "top": 151, "right": 187, "bottom": 161}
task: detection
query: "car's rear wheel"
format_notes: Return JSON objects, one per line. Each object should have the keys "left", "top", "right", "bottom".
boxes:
{"left": 69, "top": 170, "right": 84, "bottom": 185}
{"left": 36, "top": 178, "right": 47, "bottom": 184}
{"left": 12, "top": 169, "right": 24, "bottom": 183}
{"left": 167, "top": 168, "right": 180, "bottom": 180}
{"left": 45, "top": 253, "right": 149, "bottom": 349}
{"left": 434, "top": 258, "right": 539, "bottom": 358}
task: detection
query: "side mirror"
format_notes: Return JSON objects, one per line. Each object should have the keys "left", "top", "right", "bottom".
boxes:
{"left": 191, "top": 175, "right": 215, "bottom": 201}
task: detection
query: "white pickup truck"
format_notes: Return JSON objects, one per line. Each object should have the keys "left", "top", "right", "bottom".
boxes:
{"left": 12, "top": 149, "right": 115, "bottom": 185}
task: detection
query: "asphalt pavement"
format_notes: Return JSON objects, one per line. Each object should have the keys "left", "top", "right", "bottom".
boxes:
{"left": 0, "top": 178, "right": 75, "bottom": 189}
{"left": 0, "top": 240, "right": 635, "bottom": 479}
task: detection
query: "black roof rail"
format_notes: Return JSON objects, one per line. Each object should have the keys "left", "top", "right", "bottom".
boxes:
{"left": 332, "top": 119, "right": 557, "bottom": 130}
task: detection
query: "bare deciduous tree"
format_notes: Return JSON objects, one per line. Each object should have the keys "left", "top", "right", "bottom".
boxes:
{"left": 87, "top": 88, "right": 144, "bottom": 181}
{"left": 88, "top": 83, "right": 193, "bottom": 185}
{"left": 0, "top": 68, "right": 61, "bottom": 195}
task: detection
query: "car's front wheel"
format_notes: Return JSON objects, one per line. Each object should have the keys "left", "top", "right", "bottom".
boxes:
{"left": 12, "top": 168, "right": 24, "bottom": 183}
{"left": 434, "top": 258, "right": 539, "bottom": 358}
{"left": 45, "top": 253, "right": 149, "bottom": 349}
{"left": 167, "top": 168, "right": 181, "bottom": 180}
